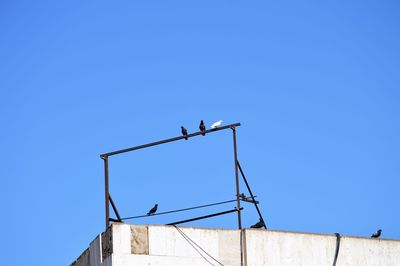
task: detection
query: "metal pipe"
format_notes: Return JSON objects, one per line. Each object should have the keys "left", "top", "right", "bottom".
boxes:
{"left": 102, "top": 156, "right": 110, "bottom": 229}
{"left": 237, "top": 161, "right": 267, "bottom": 229}
{"left": 232, "top": 127, "right": 242, "bottom": 229}
{"left": 167, "top": 208, "right": 243, "bottom": 226}
{"left": 109, "top": 194, "right": 122, "bottom": 222}
{"left": 232, "top": 127, "right": 244, "bottom": 266}
{"left": 100, "top": 123, "right": 241, "bottom": 157}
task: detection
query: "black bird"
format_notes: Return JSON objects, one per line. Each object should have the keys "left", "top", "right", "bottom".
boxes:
{"left": 199, "top": 120, "right": 206, "bottom": 136}
{"left": 239, "top": 193, "right": 247, "bottom": 201}
{"left": 250, "top": 218, "right": 265, "bottom": 229}
{"left": 239, "top": 193, "right": 259, "bottom": 204}
{"left": 181, "top": 126, "right": 188, "bottom": 140}
{"left": 371, "top": 229, "right": 382, "bottom": 238}
{"left": 147, "top": 204, "right": 158, "bottom": 215}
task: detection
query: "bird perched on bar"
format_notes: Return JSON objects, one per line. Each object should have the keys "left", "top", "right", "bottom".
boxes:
{"left": 181, "top": 126, "right": 188, "bottom": 140}
{"left": 250, "top": 218, "right": 265, "bottom": 229}
{"left": 371, "top": 229, "right": 382, "bottom": 238}
{"left": 239, "top": 193, "right": 259, "bottom": 204}
{"left": 199, "top": 120, "right": 206, "bottom": 135}
{"left": 239, "top": 193, "right": 247, "bottom": 201}
{"left": 211, "top": 120, "right": 223, "bottom": 129}
{"left": 147, "top": 204, "right": 158, "bottom": 215}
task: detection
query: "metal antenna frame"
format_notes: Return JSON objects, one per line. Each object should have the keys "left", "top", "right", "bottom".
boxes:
{"left": 100, "top": 123, "right": 242, "bottom": 230}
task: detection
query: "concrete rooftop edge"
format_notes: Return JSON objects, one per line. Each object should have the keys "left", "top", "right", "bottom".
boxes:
{"left": 71, "top": 223, "right": 400, "bottom": 266}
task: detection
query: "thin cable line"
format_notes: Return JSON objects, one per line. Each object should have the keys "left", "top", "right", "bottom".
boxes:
{"left": 174, "top": 225, "right": 216, "bottom": 266}
{"left": 333, "top": 233, "right": 341, "bottom": 266}
{"left": 174, "top": 226, "right": 218, "bottom": 266}
{"left": 174, "top": 225, "right": 224, "bottom": 266}
{"left": 120, "top": 199, "right": 238, "bottom": 220}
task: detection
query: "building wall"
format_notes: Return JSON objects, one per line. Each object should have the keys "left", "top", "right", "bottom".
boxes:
{"left": 245, "top": 229, "right": 400, "bottom": 266}
{"left": 71, "top": 223, "right": 400, "bottom": 266}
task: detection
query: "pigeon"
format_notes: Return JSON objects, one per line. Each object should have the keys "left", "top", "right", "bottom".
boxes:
{"left": 239, "top": 193, "right": 259, "bottom": 204}
{"left": 147, "top": 204, "right": 158, "bottom": 215}
{"left": 371, "top": 229, "right": 382, "bottom": 238}
{"left": 210, "top": 120, "right": 223, "bottom": 129}
{"left": 199, "top": 120, "right": 206, "bottom": 135}
{"left": 250, "top": 218, "right": 265, "bottom": 229}
{"left": 181, "top": 126, "right": 188, "bottom": 140}
{"left": 239, "top": 193, "right": 247, "bottom": 201}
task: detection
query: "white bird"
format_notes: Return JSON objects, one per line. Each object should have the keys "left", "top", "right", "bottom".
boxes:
{"left": 210, "top": 120, "right": 223, "bottom": 129}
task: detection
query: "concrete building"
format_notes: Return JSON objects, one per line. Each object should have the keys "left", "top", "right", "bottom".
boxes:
{"left": 71, "top": 223, "right": 400, "bottom": 266}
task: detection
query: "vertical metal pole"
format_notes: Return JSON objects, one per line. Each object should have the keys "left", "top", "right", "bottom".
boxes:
{"left": 232, "top": 127, "right": 244, "bottom": 266}
{"left": 232, "top": 127, "right": 242, "bottom": 229}
{"left": 103, "top": 156, "right": 110, "bottom": 229}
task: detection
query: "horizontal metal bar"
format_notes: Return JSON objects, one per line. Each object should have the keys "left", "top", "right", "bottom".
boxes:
{"left": 166, "top": 207, "right": 243, "bottom": 226}
{"left": 100, "top": 123, "right": 241, "bottom": 158}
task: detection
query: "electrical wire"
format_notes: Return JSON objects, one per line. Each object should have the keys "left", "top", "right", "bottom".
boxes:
{"left": 174, "top": 226, "right": 216, "bottom": 265}
{"left": 120, "top": 198, "right": 243, "bottom": 221}
{"left": 174, "top": 225, "right": 224, "bottom": 266}
{"left": 332, "top": 233, "right": 341, "bottom": 266}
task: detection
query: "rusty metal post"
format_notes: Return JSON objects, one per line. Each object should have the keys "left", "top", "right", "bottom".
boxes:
{"left": 109, "top": 194, "right": 122, "bottom": 222}
{"left": 102, "top": 156, "right": 110, "bottom": 229}
{"left": 232, "top": 127, "right": 242, "bottom": 229}
{"left": 232, "top": 127, "right": 244, "bottom": 266}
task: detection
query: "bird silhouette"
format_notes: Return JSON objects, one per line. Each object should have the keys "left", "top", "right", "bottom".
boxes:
{"left": 211, "top": 120, "right": 223, "bottom": 129}
{"left": 239, "top": 193, "right": 259, "bottom": 204}
{"left": 250, "top": 218, "right": 265, "bottom": 229}
{"left": 147, "top": 204, "right": 158, "bottom": 215}
{"left": 181, "top": 126, "right": 188, "bottom": 140}
{"left": 371, "top": 229, "right": 382, "bottom": 238}
{"left": 199, "top": 120, "right": 206, "bottom": 135}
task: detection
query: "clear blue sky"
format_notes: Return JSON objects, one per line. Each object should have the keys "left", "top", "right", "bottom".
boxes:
{"left": 1, "top": 1, "right": 399, "bottom": 265}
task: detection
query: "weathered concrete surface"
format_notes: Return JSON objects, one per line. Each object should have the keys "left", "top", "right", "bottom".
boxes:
{"left": 101, "top": 227, "right": 112, "bottom": 260}
{"left": 245, "top": 229, "right": 337, "bottom": 266}
{"left": 130, "top": 225, "right": 148, "bottom": 255}
{"left": 149, "top": 225, "right": 219, "bottom": 257}
{"left": 112, "top": 223, "right": 131, "bottom": 254}
{"left": 337, "top": 236, "right": 400, "bottom": 266}
{"left": 89, "top": 234, "right": 102, "bottom": 266}
{"left": 245, "top": 229, "right": 400, "bottom": 266}
{"left": 148, "top": 225, "right": 241, "bottom": 265}
{"left": 72, "top": 224, "right": 400, "bottom": 266}
{"left": 112, "top": 254, "right": 210, "bottom": 265}
{"left": 218, "top": 229, "right": 241, "bottom": 266}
